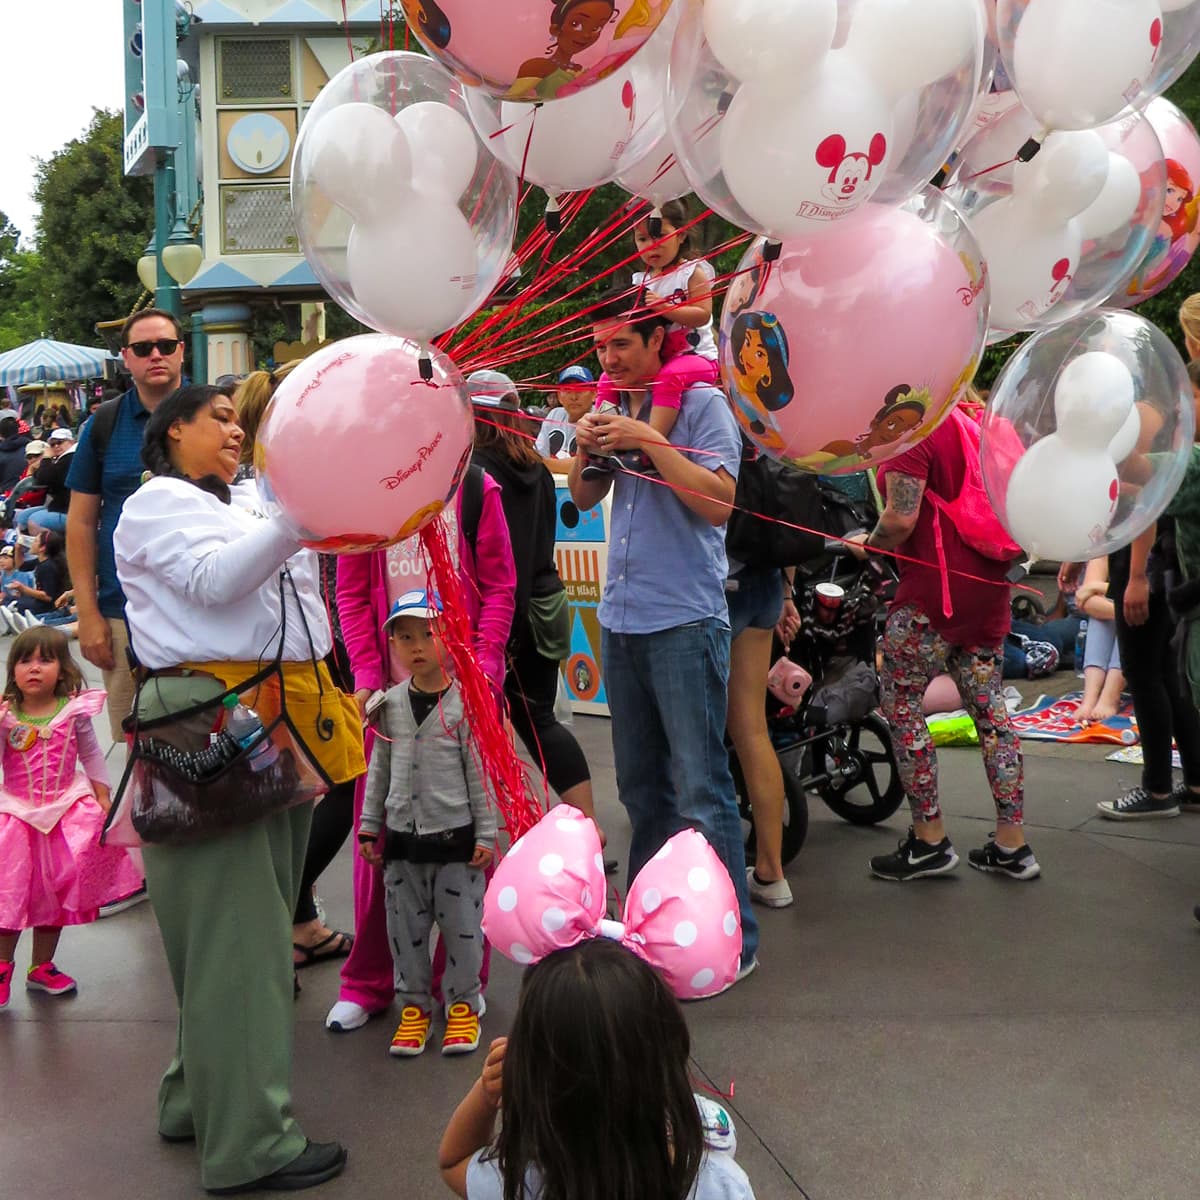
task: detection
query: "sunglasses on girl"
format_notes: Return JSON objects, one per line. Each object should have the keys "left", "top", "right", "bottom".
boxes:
{"left": 127, "top": 338, "right": 182, "bottom": 358}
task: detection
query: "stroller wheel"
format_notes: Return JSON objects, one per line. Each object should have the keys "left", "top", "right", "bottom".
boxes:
{"left": 817, "top": 712, "right": 905, "bottom": 825}
{"left": 731, "top": 748, "right": 809, "bottom": 867}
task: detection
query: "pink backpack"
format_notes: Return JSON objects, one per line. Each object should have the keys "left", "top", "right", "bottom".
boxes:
{"left": 922, "top": 407, "right": 1022, "bottom": 617}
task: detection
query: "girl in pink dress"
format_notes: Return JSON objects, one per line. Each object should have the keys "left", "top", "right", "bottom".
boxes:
{"left": 0, "top": 627, "right": 140, "bottom": 1008}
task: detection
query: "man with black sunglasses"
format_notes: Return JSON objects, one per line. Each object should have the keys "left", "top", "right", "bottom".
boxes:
{"left": 67, "top": 308, "right": 184, "bottom": 741}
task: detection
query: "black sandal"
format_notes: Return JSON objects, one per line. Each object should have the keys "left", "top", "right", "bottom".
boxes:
{"left": 293, "top": 930, "right": 354, "bottom": 969}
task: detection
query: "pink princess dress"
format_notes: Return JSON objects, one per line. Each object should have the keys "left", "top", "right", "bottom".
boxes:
{"left": 0, "top": 689, "right": 141, "bottom": 930}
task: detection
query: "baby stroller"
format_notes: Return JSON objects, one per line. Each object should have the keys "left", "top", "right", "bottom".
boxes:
{"left": 730, "top": 479, "right": 906, "bottom": 866}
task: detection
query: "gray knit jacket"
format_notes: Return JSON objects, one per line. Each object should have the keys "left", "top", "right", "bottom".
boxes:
{"left": 359, "top": 681, "right": 495, "bottom": 844}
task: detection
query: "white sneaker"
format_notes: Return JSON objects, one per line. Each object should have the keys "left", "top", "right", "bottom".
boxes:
{"left": 746, "top": 868, "right": 794, "bottom": 909}
{"left": 98, "top": 884, "right": 149, "bottom": 917}
{"left": 0, "top": 606, "right": 20, "bottom": 634}
{"left": 325, "top": 1000, "right": 371, "bottom": 1032}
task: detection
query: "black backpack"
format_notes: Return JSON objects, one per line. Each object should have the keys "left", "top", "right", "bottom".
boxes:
{"left": 725, "top": 444, "right": 826, "bottom": 569}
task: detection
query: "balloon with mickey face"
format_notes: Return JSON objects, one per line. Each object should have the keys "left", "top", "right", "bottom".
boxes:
{"left": 667, "top": 0, "right": 986, "bottom": 239}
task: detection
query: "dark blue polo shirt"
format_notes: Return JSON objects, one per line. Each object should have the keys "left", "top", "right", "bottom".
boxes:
{"left": 66, "top": 387, "right": 152, "bottom": 619}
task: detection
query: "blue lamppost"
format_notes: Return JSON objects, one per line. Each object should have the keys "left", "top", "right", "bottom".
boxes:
{"left": 123, "top": 0, "right": 206, "bottom": 378}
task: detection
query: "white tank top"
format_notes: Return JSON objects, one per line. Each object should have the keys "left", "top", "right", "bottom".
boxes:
{"left": 633, "top": 258, "right": 718, "bottom": 361}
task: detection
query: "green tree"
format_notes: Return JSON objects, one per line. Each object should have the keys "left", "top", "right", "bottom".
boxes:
{"left": 32, "top": 109, "right": 154, "bottom": 346}
{"left": 0, "top": 212, "right": 48, "bottom": 352}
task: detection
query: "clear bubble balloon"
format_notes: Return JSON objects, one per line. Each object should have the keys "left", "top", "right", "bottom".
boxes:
{"left": 945, "top": 102, "right": 1167, "bottom": 341}
{"left": 980, "top": 309, "right": 1195, "bottom": 564}
{"left": 468, "top": 7, "right": 676, "bottom": 194}
{"left": 995, "top": 0, "right": 1200, "bottom": 131}
{"left": 717, "top": 188, "right": 989, "bottom": 475}
{"left": 398, "top": 0, "right": 677, "bottom": 103}
{"left": 666, "top": 0, "right": 986, "bottom": 238}
{"left": 256, "top": 335, "right": 474, "bottom": 555}
{"left": 291, "top": 51, "right": 517, "bottom": 341}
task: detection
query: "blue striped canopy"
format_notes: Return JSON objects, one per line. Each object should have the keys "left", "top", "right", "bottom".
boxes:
{"left": 0, "top": 339, "right": 115, "bottom": 386}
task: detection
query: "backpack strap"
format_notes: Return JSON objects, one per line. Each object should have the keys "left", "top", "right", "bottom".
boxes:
{"left": 87, "top": 396, "right": 123, "bottom": 470}
{"left": 459, "top": 463, "right": 484, "bottom": 557}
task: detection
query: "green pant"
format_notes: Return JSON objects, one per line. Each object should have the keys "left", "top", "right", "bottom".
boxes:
{"left": 142, "top": 802, "right": 314, "bottom": 1191}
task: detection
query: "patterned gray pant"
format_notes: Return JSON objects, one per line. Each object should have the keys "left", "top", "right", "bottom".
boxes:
{"left": 382, "top": 859, "right": 486, "bottom": 1014}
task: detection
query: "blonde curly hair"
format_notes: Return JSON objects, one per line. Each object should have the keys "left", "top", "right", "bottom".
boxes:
{"left": 234, "top": 359, "right": 301, "bottom": 464}
{"left": 1180, "top": 293, "right": 1200, "bottom": 360}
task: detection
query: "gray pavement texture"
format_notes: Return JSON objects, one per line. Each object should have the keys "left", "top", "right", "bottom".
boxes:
{"left": 4, "top": 663, "right": 1200, "bottom": 1200}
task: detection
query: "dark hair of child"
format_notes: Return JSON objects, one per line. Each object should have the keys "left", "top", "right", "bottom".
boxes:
{"left": 647, "top": 199, "right": 699, "bottom": 270}
{"left": 491, "top": 938, "right": 704, "bottom": 1200}
{"left": 5, "top": 626, "right": 84, "bottom": 705}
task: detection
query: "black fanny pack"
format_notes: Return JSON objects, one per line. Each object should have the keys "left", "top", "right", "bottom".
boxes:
{"left": 385, "top": 823, "right": 476, "bottom": 864}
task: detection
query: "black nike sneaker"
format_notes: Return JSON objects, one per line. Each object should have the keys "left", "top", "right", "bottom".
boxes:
{"left": 870, "top": 827, "right": 959, "bottom": 881}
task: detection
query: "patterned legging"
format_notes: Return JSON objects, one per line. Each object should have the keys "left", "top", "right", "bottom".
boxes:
{"left": 880, "top": 605, "right": 1024, "bottom": 825}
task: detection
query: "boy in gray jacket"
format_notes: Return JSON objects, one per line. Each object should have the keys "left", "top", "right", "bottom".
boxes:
{"left": 358, "top": 590, "right": 496, "bottom": 1059}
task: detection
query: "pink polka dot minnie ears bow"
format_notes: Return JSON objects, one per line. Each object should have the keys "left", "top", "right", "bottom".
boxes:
{"left": 482, "top": 805, "right": 742, "bottom": 999}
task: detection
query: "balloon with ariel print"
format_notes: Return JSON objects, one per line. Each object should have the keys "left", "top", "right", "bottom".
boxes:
{"left": 255, "top": 335, "right": 474, "bottom": 555}
{"left": 981, "top": 310, "right": 1195, "bottom": 565}
{"left": 400, "top": 0, "right": 676, "bottom": 103}
{"left": 717, "top": 188, "right": 989, "bottom": 475}
{"left": 1122, "top": 98, "right": 1200, "bottom": 306}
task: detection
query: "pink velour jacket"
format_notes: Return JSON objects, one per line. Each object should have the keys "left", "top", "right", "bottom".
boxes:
{"left": 337, "top": 471, "right": 517, "bottom": 693}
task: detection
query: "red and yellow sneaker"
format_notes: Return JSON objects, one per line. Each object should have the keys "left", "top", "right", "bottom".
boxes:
{"left": 0, "top": 960, "right": 13, "bottom": 1009}
{"left": 26, "top": 962, "right": 77, "bottom": 996}
{"left": 441, "top": 1002, "right": 481, "bottom": 1056}
{"left": 389, "top": 1006, "right": 432, "bottom": 1057}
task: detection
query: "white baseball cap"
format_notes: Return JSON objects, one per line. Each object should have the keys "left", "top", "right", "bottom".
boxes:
{"left": 382, "top": 589, "right": 444, "bottom": 631}
{"left": 48, "top": 428, "right": 74, "bottom": 443}
{"left": 466, "top": 369, "right": 519, "bottom": 410}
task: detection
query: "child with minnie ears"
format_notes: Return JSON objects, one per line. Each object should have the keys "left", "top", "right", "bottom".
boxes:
{"left": 438, "top": 806, "right": 755, "bottom": 1199}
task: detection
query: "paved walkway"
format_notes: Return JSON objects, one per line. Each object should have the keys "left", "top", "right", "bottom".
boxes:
{"left": 5, "top": 673, "right": 1200, "bottom": 1199}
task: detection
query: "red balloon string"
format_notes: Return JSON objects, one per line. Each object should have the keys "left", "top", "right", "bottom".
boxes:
{"left": 417, "top": 518, "right": 544, "bottom": 841}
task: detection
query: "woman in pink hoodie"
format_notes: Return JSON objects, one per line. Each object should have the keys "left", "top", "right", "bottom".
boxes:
{"left": 326, "top": 463, "right": 516, "bottom": 1032}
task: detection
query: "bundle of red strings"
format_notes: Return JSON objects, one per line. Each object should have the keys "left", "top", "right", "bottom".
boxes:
{"left": 418, "top": 517, "right": 543, "bottom": 841}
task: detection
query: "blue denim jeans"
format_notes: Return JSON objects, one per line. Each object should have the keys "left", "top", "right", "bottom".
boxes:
{"left": 602, "top": 619, "right": 759, "bottom": 967}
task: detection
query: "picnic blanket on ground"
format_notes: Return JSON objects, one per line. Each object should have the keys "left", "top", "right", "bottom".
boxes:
{"left": 1007, "top": 691, "right": 1138, "bottom": 745}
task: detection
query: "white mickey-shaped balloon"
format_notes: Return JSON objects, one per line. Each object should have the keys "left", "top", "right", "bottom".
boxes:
{"left": 306, "top": 102, "right": 413, "bottom": 223}
{"left": 1009, "top": 0, "right": 1164, "bottom": 131}
{"left": 969, "top": 200, "right": 1081, "bottom": 331}
{"left": 720, "top": 54, "right": 893, "bottom": 237}
{"left": 1052, "top": 352, "right": 1136, "bottom": 449}
{"left": 703, "top": 0, "right": 838, "bottom": 87}
{"left": 846, "top": 0, "right": 986, "bottom": 91}
{"left": 395, "top": 102, "right": 478, "bottom": 204}
{"left": 1005, "top": 351, "right": 1132, "bottom": 560}
{"left": 1075, "top": 154, "right": 1144, "bottom": 241}
{"left": 1011, "top": 131, "right": 1110, "bottom": 228}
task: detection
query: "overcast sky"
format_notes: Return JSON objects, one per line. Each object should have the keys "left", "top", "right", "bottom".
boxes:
{"left": 0, "top": 2, "right": 124, "bottom": 243}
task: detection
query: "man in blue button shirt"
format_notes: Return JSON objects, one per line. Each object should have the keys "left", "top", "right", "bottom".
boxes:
{"left": 66, "top": 309, "right": 185, "bottom": 739}
{"left": 568, "top": 287, "right": 759, "bottom": 983}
